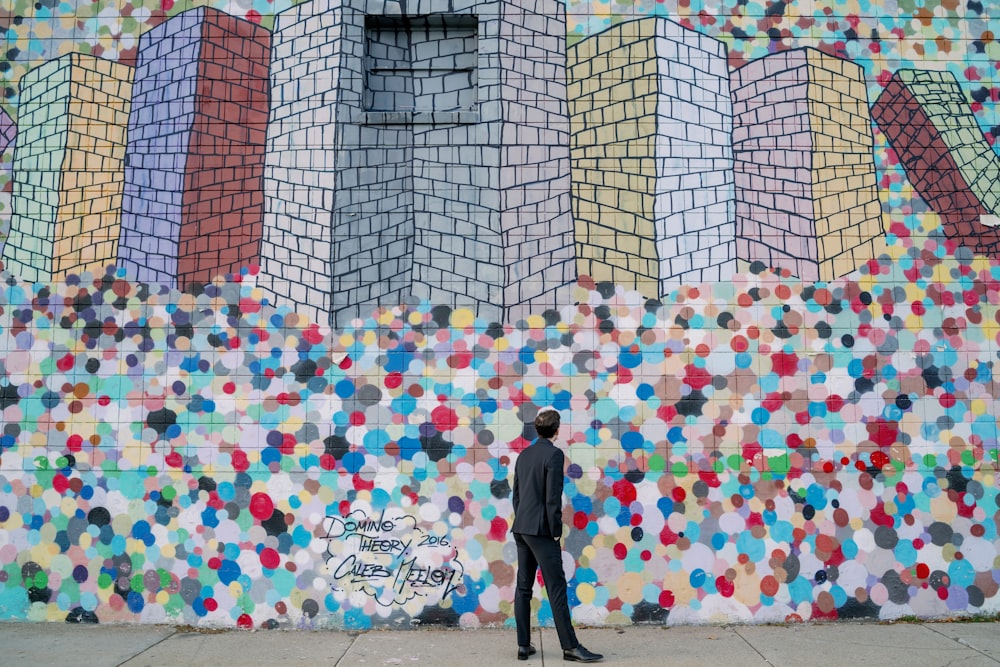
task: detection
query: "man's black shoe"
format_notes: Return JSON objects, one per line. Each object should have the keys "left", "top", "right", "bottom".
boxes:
{"left": 517, "top": 644, "right": 537, "bottom": 660}
{"left": 563, "top": 644, "right": 603, "bottom": 662}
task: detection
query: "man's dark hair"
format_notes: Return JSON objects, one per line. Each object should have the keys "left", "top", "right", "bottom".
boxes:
{"left": 534, "top": 409, "right": 560, "bottom": 438}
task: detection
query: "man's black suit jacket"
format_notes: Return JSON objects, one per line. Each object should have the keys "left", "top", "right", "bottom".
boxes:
{"left": 512, "top": 438, "right": 565, "bottom": 538}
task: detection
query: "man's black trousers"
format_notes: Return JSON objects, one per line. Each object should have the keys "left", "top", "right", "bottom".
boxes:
{"left": 513, "top": 532, "right": 579, "bottom": 650}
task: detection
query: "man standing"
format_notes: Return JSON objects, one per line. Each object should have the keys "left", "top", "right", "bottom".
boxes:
{"left": 511, "top": 407, "right": 603, "bottom": 662}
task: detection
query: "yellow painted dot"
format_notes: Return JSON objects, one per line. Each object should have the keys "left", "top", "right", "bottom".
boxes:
{"left": 451, "top": 308, "right": 475, "bottom": 328}
{"left": 576, "top": 583, "right": 596, "bottom": 605}
{"left": 525, "top": 314, "right": 546, "bottom": 329}
{"left": 617, "top": 572, "right": 643, "bottom": 605}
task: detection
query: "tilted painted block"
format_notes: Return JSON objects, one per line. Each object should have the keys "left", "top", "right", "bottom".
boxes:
{"left": 568, "top": 17, "right": 735, "bottom": 299}
{"left": 3, "top": 54, "right": 133, "bottom": 283}
{"left": 260, "top": 0, "right": 575, "bottom": 326}
{"left": 118, "top": 7, "right": 270, "bottom": 288}
{"left": 872, "top": 69, "right": 1000, "bottom": 257}
{"left": 731, "top": 48, "right": 885, "bottom": 282}
{"left": 0, "top": 108, "right": 14, "bottom": 156}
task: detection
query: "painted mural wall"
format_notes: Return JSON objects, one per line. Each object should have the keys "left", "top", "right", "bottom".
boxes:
{"left": 0, "top": 0, "right": 999, "bottom": 630}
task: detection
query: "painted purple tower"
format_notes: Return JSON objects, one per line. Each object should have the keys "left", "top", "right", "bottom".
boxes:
{"left": 118, "top": 7, "right": 270, "bottom": 289}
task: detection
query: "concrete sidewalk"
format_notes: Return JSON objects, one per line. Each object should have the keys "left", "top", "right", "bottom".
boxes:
{"left": 1, "top": 620, "right": 999, "bottom": 667}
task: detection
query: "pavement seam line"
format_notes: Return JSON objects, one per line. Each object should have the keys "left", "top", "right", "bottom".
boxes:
{"left": 731, "top": 626, "right": 776, "bottom": 666}
{"left": 333, "top": 631, "right": 362, "bottom": 667}
{"left": 115, "top": 627, "right": 179, "bottom": 667}
{"left": 921, "top": 623, "right": 1000, "bottom": 664}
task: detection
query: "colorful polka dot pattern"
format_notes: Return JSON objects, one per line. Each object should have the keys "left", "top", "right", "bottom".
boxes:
{"left": 0, "top": 0, "right": 998, "bottom": 631}
{"left": 0, "top": 218, "right": 998, "bottom": 627}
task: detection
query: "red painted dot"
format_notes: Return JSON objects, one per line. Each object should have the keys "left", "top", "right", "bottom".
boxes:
{"left": 658, "top": 590, "right": 675, "bottom": 608}
{"left": 352, "top": 473, "right": 374, "bottom": 491}
{"left": 249, "top": 493, "right": 274, "bottom": 521}
{"left": 260, "top": 548, "right": 280, "bottom": 569}
{"left": 612, "top": 479, "right": 637, "bottom": 505}
{"left": 487, "top": 516, "right": 508, "bottom": 541}
{"left": 203, "top": 598, "right": 218, "bottom": 612}
{"left": 613, "top": 543, "right": 628, "bottom": 560}
{"left": 716, "top": 575, "right": 735, "bottom": 597}
{"left": 231, "top": 449, "right": 249, "bottom": 472}
{"left": 237, "top": 613, "right": 253, "bottom": 629}
{"left": 52, "top": 474, "right": 70, "bottom": 493}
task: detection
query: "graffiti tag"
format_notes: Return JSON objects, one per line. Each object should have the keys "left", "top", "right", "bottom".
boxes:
{"left": 322, "top": 509, "right": 464, "bottom": 607}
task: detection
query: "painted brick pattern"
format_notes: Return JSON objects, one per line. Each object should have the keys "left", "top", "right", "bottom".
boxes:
{"left": 260, "top": 0, "right": 358, "bottom": 322}
{"left": 568, "top": 18, "right": 735, "bottom": 298}
{"left": 3, "top": 54, "right": 132, "bottom": 283}
{"left": 0, "top": 108, "right": 14, "bottom": 156}
{"left": 731, "top": 48, "right": 884, "bottom": 282}
{"left": 260, "top": 0, "right": 574, "bottom": 326}
{"left": 872, "top": 69, "right": 1000, "bottom": 257}
{"left": 118, "top": 7, "right": 270, "bottom": 288}
{"left": 493, "top": 0, "right": 576, "bottom": 319}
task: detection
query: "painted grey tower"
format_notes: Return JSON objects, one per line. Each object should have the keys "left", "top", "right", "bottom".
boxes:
{"left": 260, "top": 0, "right": 575, "bottom": 325}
